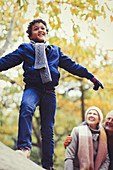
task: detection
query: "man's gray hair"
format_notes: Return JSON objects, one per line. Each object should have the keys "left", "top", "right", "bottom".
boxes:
{"left": 106, "top": 110, "right": 113, "bottom": 118}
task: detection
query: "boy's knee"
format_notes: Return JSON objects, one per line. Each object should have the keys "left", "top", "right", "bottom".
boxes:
{"left": 20, "top": 102, "right": 36, "bottom": 115}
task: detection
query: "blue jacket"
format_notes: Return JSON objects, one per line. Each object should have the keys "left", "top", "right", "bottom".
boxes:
{"left": 0, "top": 43, "right": 94, "bottom": 89}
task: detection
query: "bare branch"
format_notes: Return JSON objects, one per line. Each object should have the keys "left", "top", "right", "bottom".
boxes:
{"left": 32, "top": 123, "right": 42, "bottom": 149}
{"left": 0, "top": 74, "right": 23, "bottom": 89}
{"left": 0, "top": 19, "right": 14, "bottom": 56}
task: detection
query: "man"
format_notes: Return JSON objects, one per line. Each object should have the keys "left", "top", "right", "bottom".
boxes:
{"left": 64, "top": 110, "right": 113, "bottom": 170}
{"left": 104, "top": 110, "right": 113, "bottom": 169}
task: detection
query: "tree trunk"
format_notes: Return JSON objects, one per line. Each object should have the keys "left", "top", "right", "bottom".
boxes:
{"left": 80, "top": 81, "right": 85, "bottom": 121}
{"left": 32, "top": 123, "right": 42, "bottom": 157}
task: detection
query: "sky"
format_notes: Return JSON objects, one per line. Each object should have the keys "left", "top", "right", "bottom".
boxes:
{"left": 60, "top": 0, "right": 113, "bottom": 53}
{"left": 97, "top": 0, "right": 113, "bottom": 51}
{"left": 25, "top": 0, "right": 113, "bottom": 55}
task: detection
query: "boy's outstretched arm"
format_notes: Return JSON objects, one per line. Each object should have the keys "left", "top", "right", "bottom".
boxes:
{"left": 59, "top": 50, "right": 104, "bottom": 91}
{"left": 90, "top": 77, "right": 104, "bottom": 91}
{"left": 0, "top": 44, "right": 24, "bottom": 72}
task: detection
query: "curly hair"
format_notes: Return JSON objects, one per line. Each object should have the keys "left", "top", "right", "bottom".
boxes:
{"left": 26, "top": 19, "right": 49, "bottom": 38}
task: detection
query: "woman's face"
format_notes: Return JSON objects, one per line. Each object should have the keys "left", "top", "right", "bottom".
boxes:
{"left": 86, "top": 109, "right": 100, "bottom": 129}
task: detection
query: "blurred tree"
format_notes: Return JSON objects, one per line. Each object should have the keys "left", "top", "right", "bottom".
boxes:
{"left": 0, "top": 0, "right": 29, "bottom": 55}
{"left": 0, "top": 0, "right": 29, "bottom": 149}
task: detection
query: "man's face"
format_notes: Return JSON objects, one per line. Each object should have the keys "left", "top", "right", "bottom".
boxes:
{"left": 30, "top": 22, "right": 47, "bottom": 42}
{"left": 105, "top": 112, "right": 113, "bottom": 136}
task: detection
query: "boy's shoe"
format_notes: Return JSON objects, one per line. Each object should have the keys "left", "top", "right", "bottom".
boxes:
{"left": 46, "top": 168, "right": 56, "bottom": 170}
{"left": 16, "top": 147, "right": 31, "bottom": 159}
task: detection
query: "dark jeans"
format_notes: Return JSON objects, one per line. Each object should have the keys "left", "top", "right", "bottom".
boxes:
{"left": 17, "top": 87, "right": 56, "bottom": 168}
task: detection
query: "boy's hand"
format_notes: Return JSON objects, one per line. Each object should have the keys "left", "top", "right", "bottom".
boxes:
{"left": 64, "top": 135, "right": 72, "bottom": 149}
{"left": 91, "top": 77, "right": 104, "bottom": 91}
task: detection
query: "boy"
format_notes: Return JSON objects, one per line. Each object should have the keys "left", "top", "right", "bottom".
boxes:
{"left": 0, "top": 19, "right": 103, "bottom": 170}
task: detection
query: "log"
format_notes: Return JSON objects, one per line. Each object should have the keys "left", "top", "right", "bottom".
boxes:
{"left": 0, "top": 142, "right": 45, "bottom": 170}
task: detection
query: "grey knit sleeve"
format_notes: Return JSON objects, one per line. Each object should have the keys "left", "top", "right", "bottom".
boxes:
{"left": 64, "top": 127, "right": 79, "bottom": 170}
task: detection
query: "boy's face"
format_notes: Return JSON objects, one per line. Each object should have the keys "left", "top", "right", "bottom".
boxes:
{"left": 30, "top": 22, "right": 47, "bottom": 42}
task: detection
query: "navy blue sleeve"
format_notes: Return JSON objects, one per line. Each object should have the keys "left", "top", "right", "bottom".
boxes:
{"left": 0, "top": 44, "right": 25, "bottom": 72}
{"left": 58, "top": 49, "right": 94, "bottom": 80}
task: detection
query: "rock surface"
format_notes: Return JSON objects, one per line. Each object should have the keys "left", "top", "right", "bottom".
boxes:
{"left": 0, "top": 142, "right": 44, "bottom": 170}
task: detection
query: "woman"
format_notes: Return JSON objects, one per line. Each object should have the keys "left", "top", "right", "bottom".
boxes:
{"left": 64, "top": 106, "right": 110, "bottom": 170}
